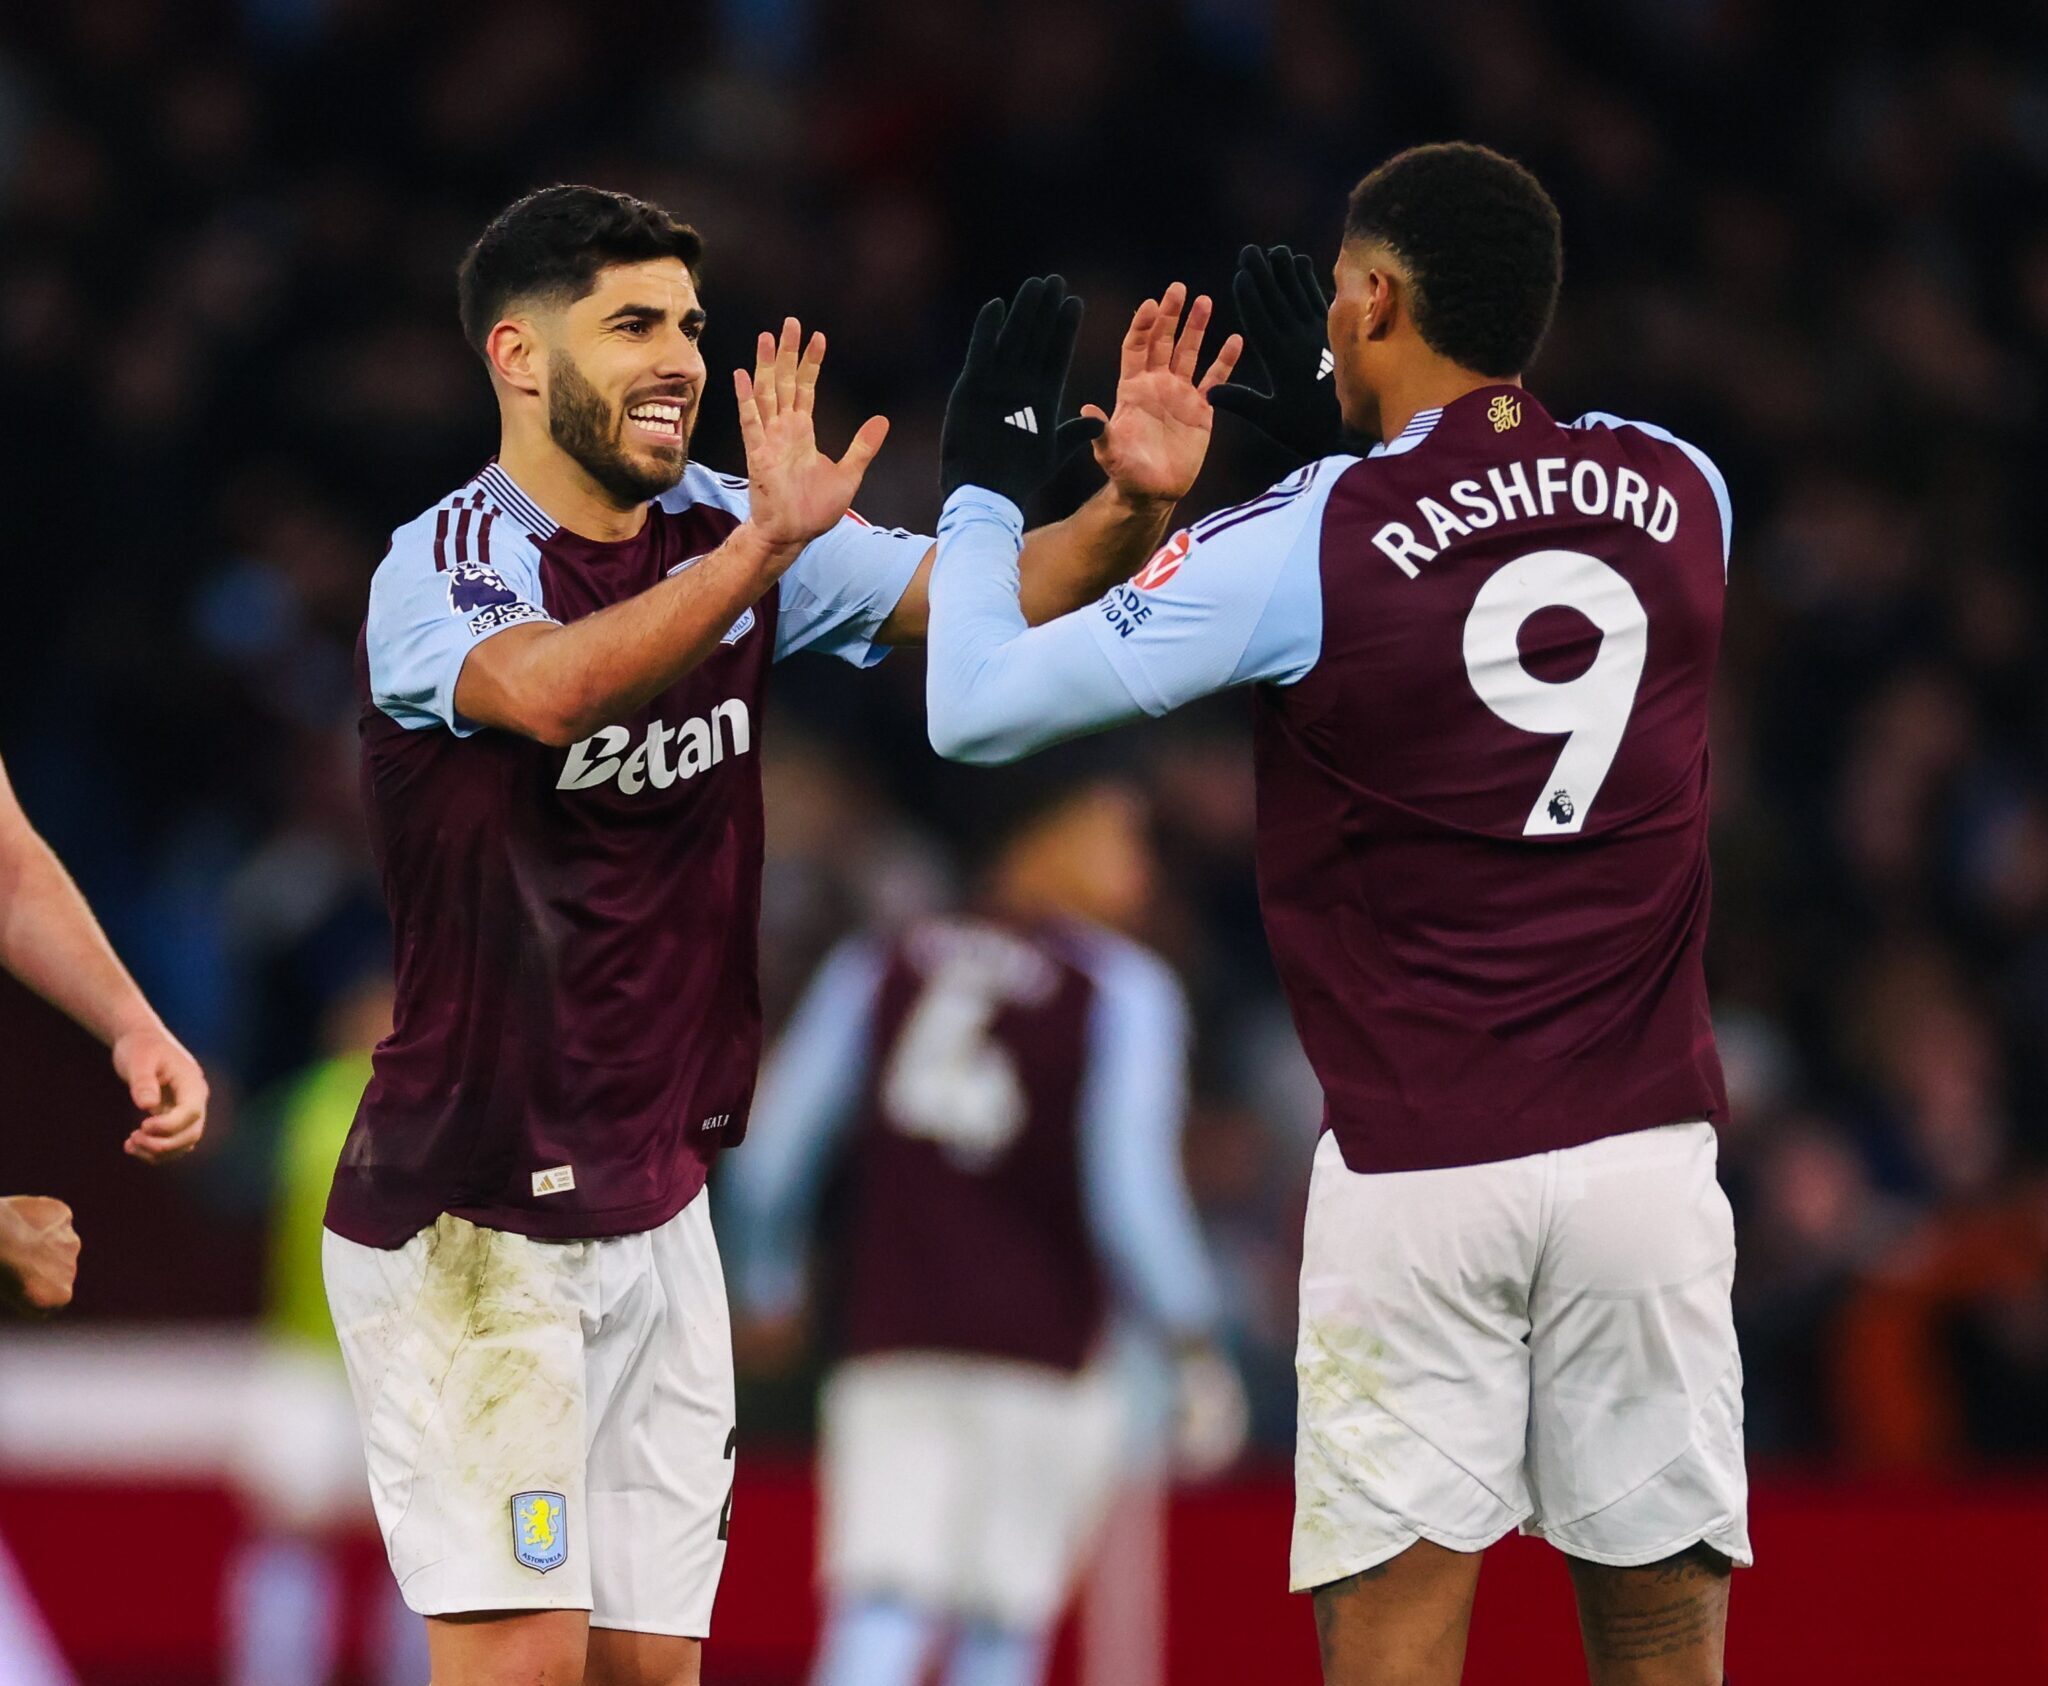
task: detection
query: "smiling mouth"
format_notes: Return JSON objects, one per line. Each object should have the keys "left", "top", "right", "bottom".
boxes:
{"left": 626, "top": 398, "right": 688, "bottom": 444}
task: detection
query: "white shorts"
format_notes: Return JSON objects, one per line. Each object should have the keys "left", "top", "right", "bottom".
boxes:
{"left": 1292, "top": 1123, "right": 1749, "bottom": 1592}
{"left": 819, "top": 1352, "right": 1128, "bottom": 1631}
{"left": 323, "top": 1197, "right": 736, "bottom": 1635}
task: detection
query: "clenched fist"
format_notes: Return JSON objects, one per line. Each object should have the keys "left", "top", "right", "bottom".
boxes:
{"left": 1, "top": 1195, "right": 80, "bottom": 1313}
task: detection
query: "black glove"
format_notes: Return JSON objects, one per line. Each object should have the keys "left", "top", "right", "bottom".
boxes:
{"left": 1207, "top": 244, "right": 1346, "bottom": 462}
{"left": 940, "top": 274, "right": 1104, "bottom": 507}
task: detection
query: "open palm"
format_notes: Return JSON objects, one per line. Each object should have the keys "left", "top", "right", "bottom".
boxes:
{"left": 736, "top": 317, "right": 890, "bottom": 551}
{"left": 1087, "top": 283, "right": 1243, "bottom": 504}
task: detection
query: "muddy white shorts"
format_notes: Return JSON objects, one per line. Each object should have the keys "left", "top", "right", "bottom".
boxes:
{"left": 819, "top": 1352, "right": 1128, "bottom": 1631}
{"left": 1292, "top": 1122, "right": 1749, "bottom": 1592}
{"left": 322, "top": 1197, "right": 736, "bottom": 1635}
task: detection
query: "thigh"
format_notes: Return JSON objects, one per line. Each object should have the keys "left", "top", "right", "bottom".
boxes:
{"left": 1311, "top": 1538, "right": 1483, "bottom": 1686}
{"left": 325, "top": 1218, "right": 595, "bottom": 1617}
{"left": 426, "top": 1607, "right": 588, "bottom": 1686}
{"left": 585, "top": 1196, "right": 736, "bottom": 1640}
{"left": 1567, "top": 1544, "right": 1731, "bottom": 1686}
{"left": 585, "top": 1626, "right": 702, "bottom": 1686}
{"left": 1526, "top": 1124, "right": 1750, "bottom": 1568}
{"left": 819, "top": 1355, "right": 970, "bottom": 1609}
{"left": 1292, "top": 1135, "right": 1543, "bottom": 1594}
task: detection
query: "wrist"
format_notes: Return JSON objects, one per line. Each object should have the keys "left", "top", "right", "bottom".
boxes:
{"left": 727, "top": 519, "right": 805, "bottom": 585}
{"left": 1101, "top": 477, "right": 1178, "bottom": 529}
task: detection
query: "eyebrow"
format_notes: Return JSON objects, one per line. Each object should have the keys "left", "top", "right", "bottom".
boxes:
{"left": 602, "top": 303, "right": 708, "bottom": 329}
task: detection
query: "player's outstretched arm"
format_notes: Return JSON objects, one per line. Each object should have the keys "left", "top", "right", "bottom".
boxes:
{"left": 456, "top": 318, "right": 889, "bottom": 747}
{"left": 0, "top": 758, "right": 208, "bottom": 1163}
{"left": 876, "top": 281, "right": 1240, "bottom": 645}
{"left": 0, "top": 1196, "right": 79, "bottom": 1313}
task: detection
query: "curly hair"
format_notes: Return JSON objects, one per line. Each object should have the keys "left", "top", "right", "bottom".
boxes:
{"left": 1344, "top": 143, "right": 1562, "bottom": 378}
{"left": 456, "top": 185, "right": 703, "bottom": 358}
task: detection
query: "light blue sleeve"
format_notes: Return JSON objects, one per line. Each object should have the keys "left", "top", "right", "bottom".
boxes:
{"left": 718, "top": 937, "right": 885, "bottom": 1318}
{"left": 1076, "top": 937, "right": 1223, "bottom": 1340}
{"left": 364, "top": 512, "right": 557, "bottom": 734}
{"left": 775, "top": 512, "right": 932, "bottom": 667}
{"left": 924, "top": 466, "right": 1342, "bottom": 765}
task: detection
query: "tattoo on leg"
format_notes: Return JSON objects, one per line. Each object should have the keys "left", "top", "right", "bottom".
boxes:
{"left": 1579, "top": 1546, "right": 1731, "bottom": 1665}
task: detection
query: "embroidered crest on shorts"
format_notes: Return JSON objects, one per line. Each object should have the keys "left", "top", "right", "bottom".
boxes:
{"left": 511, "top": 1491, "right": 569, "bottom": 1572}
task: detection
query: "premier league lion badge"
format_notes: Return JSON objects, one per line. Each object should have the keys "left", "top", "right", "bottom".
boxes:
{"left": 511, "top": 1491, "right": 568, "bottom": 1573}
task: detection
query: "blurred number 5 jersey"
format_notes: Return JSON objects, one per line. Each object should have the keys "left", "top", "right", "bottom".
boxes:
{"left": 1085, "top": 385, "right": 1733, "bottom": 1172}
{"left": 326, "top": 462, "right": 928, "bottom": 1248}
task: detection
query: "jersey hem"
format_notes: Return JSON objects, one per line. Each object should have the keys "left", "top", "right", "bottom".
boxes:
{"left": 324, "top": 1172, "right": 709, "bottom": 1251}
{"left": 1322, "top": 1105, "right": 1725, "bottom": 1177}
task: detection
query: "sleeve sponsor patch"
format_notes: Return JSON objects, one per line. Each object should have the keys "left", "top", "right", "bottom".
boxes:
{"left": 1131, "top": 528, "right": 1191, "bottom": 592}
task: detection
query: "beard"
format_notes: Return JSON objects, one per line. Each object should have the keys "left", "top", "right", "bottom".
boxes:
{"left": 547, "top": 349, "right": 690, "bottom": 507}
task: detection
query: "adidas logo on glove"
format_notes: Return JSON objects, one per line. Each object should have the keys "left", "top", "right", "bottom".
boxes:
{"left": 1003, "top": 407, "right": 1039, "bottom": 433}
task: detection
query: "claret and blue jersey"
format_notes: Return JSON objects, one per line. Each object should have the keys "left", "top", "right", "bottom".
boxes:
{"left": 325, "top": 461, "right": 930, "bottom": 1250}
{"left": 926, "top": 383, "right": 1734, "bottom": 1175}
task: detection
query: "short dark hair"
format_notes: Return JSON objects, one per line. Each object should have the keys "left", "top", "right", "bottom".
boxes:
{"left": 1344, "top": 143, "right": 1562, "bottom": 378}
{"left": 456, "top": 185, "right": 703, "bottom": 357}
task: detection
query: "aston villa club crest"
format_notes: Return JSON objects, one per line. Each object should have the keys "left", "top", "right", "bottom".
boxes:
{"left": 511, "top": 1491, "right": 568, "bottom": 1573}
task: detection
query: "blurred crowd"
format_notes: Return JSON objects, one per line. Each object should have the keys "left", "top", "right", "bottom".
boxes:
{"left": 5, "top": 0, "right": 2048, "bottom": 1465}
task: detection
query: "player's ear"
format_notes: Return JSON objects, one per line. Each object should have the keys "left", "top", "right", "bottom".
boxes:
{"left": 1364, "top": 268, "right": 1398, "bottom": 344}
{"left": 487, "top": 317, "right": 544, "bottom": 398}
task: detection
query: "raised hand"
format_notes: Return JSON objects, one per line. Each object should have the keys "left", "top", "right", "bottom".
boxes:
{"left": 114, "top": 1023, "right": 208, "bottom": 1163}
{"left": 1208, "top": 244, "right": 1346, "bottom": 462}
{"left": 940, "top": 275, "right": 1102, "bottom": 508}
{"left": 734, "top": 317, "right": 890, "bottom": 553}
{"left": 1085, "top": 281, "right": 1243, "bottom": 504}
{"left": 0, "top": 1196, "right": 80, "bottom": 1313}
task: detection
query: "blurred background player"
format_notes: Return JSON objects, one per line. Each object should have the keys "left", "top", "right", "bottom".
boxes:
{"left": 224, "top": 968, "right": 429, "bottom": 1686}
{"left": 925, "top": 144, "right": 1746, "bottom": 1686}
{"left": 321, "top": 182, "right": 1236, "bottom": 1686}
{"left": 724, "top": 771, "right": 1245, "bottom": 1686}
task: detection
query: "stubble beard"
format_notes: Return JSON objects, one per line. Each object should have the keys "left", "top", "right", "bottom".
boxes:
{"left": 547, "top": 349, "right": 690, "bottom": 507}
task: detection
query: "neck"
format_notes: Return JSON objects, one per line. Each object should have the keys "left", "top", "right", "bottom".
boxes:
{"left": 1372, "top": 358, "right": 1516, "bottom": 446}
{"left": 497, "top": 417, "right": 652, "bottom": 543}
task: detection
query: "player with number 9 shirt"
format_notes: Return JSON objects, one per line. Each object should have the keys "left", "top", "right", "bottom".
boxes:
{"left": 923, "top": 143, "right": 1747, "bottom": 1686}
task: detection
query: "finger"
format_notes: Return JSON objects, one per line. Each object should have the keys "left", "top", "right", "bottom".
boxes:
{"left": 774, "top": 316, "right": 801, "bottom": 414}
{"left": 1147, "top": 281, "right": 1186, "bottom": 370}
{"left": 1043, "top": 290, "right": 1084, "bottom": 383}
{"left": 1119, "top": 298, "right": 1158, "bottom": 383}
{"left": 1077, "top": 402, "right": 1109, "bottom": 424}
{"left": 137, "top": 1099, "right": 204, "bottom": 1138}
{"left": 752, "top": 331, "right": 778, "bottom": 421}
{"left": 835, "top": 413, "right": 890, "bottom": 480}
{"left": 1232, "top": 267, "right": 1281, "bottom": 357}
{"left": 966, "top": 297, "right": 1006, "bottom": 369}
{"left": 1198, "top": 332, "right": 1246, "bottom": 393}
{"left": 996, "top": 276, "right": 1046, "bottom": 360}
{"left": 1292, "top": 249, "right": 1332, "bottom": 312}
{"left": 795, "top": 330, "right": 825, "bottom": 414}
{"left": 1170, "top": 292, "right": 1213, "bottom": 381}
{"left": 1265, "top": 244, "right": 1305, "bottom": 317}
{"left": 1022, "top": 275, "right": 1064, "bottom": 369}
{"left": 733, "top": 369, "right": 766, "bottom": 456}
{"left": 1239, "top": 243, "right": 1280, "bottom": 313}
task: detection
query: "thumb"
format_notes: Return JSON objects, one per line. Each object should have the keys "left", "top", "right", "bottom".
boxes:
{"left": 836, "top": 413, "right": 891, "bottom": 478}
{"left": 1054, "top": 415, "right": 1105, "bottom": 459}
{"left": 124, "top": 1056, "right": 163, "bottom": 1111}
{"left": 1205, "top": 383, "right": 1270, "bottom": 417}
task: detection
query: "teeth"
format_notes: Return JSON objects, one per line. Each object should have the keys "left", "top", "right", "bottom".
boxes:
{"left": 629, "top": 401, "right": 683, "bottom": 426}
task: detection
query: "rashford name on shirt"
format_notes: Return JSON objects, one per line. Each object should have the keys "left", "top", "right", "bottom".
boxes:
{"left": 1371, "top": 455, "right": 1685, "bottom": 579}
